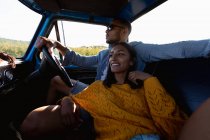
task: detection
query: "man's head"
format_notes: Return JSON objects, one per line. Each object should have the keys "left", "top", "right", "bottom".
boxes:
{"left": 106, "top": 18, "right": 131, "bottom": 45}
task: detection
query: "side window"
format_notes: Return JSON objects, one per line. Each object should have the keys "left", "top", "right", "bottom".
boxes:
{"left": 130, "top": 0, "right": 210, "bottom": 44}
{"left": 48, "top": 20, "right": 107, "bottom": 61}
{"left": 0, "top": 1, "right": 41, "bottom": 58}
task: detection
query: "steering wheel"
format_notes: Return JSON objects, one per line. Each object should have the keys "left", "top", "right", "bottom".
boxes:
{"left": 42, "top": 46, "right": 73, "bottom": 87}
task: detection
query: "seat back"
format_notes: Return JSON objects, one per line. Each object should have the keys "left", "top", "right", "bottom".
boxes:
{"left": 144, "top": 57, "right": 210, "bottom": 115}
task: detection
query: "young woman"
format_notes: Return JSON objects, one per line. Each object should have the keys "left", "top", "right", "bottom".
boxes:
{"left": 20, "top": 42, "right": 187, "bottom": 140}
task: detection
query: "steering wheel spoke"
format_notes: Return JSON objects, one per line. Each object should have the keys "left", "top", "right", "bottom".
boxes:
{"left": 42, "top": 46, "right": 73, "bottom": 87}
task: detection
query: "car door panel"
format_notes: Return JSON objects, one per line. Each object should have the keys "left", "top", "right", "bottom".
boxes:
{"left": 64, "top": 66, "right": 96, "bottom": 85}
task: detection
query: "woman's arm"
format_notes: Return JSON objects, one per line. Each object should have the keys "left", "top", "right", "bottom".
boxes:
{"left": 144, "top": 77, "right": 188, "bottom": 140}
{"left": 60, "top": 96, "right": 83, "bottom": 128}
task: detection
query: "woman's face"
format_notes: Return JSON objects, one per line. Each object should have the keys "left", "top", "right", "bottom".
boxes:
{"left": 109, "top": 44, "right": 133, "bottom": 73}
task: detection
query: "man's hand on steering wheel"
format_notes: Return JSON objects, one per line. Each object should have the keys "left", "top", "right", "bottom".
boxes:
{"left": 35, "top": 36, "right": 73, "bottom": 87}
{"left": 35, "top": 36, "right": 68, "bottom": 56}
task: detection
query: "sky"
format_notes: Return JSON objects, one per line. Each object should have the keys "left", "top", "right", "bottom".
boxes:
{"left": 1, "top": 0, "right": 210, "bottom": 46}
{"left": 130, "top": 0, "right": 210, "bottom": 44}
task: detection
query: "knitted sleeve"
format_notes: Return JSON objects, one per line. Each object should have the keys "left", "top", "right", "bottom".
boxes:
{"left": 144, "top": 77, "right": 188, "bottom": 140}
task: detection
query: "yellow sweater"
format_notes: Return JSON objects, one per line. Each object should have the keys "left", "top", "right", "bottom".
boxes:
{"left": 72, "top": 77, "right": 187, "bottom": 140}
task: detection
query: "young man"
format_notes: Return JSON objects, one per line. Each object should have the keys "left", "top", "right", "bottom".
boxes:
{"left": 36, "top": 18, "right": 210, "bottom": 101}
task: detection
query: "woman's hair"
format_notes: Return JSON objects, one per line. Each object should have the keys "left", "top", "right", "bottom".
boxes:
{"left": 103, "top": 42, "right": 143, "bottom": 89}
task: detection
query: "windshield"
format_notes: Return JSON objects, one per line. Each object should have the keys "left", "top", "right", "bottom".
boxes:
{"left": 0, "top": 0, "right": 42, "bottom": 58}
{"left": 0, "top": 0, "right": 210, "bottom": 58}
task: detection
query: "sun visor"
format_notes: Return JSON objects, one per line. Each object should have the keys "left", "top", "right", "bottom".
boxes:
{"left": 35, "top": 0, "right": 60, "bottom": 12}
{"left": 35, "top": 0, "right": 128, "bottom": 17}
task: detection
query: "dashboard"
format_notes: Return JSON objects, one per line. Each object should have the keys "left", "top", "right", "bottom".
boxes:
{"left": 0, "top": 61, "right": 15, "bottom": 89}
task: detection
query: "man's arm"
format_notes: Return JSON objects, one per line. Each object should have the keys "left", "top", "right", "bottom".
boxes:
{"left": 35, "top": 36, "right": 100, "bottom": 68}
{"left": 130, "top": 39, "right": 210, "bottom": 62}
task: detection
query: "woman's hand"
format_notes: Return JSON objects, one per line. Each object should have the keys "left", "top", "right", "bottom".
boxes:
{"left": 128, "top": 71, "right": 152, "bottom": 82}
{"left": 60, "top": 96, "right": 83, "bottom": 129}
{"left": 0, "top": 52, "right": 16, "bottom": 68}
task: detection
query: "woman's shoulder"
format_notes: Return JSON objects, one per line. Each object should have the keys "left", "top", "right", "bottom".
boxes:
{"left": 90, "top": 80, "right": 104, "bottom": 87}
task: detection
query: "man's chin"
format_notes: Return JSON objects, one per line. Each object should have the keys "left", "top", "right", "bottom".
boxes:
{"left": 106, "top": 40, "right": 112, "bottom": 44}
{"left": 106, "top": 40, "right": 118, "bottom": 45}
